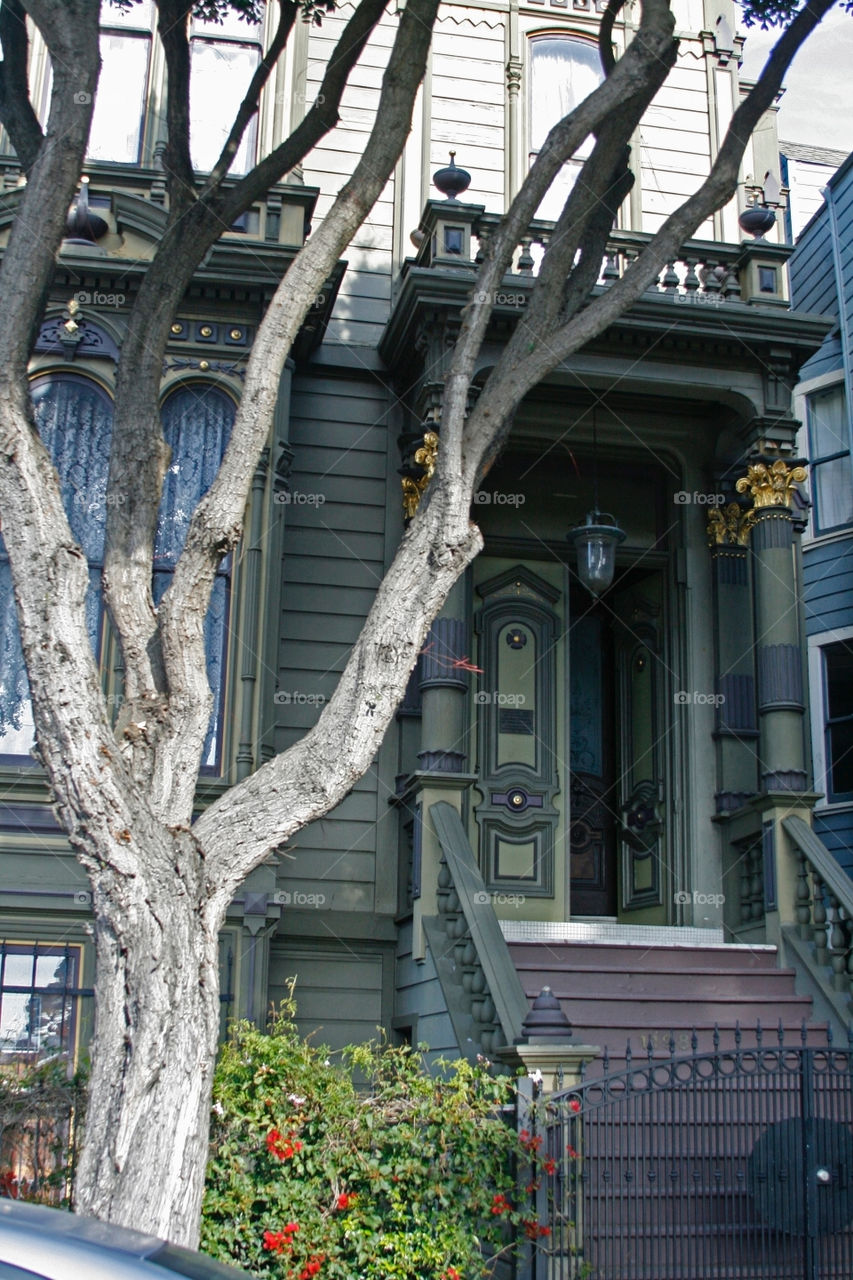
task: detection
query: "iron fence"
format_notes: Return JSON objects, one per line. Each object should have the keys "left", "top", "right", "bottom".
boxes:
{"left": 532, "top": 1024, "right": 853, "bottom": 1280}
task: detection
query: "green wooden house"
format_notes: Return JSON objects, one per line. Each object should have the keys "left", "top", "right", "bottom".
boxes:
{"left": 0, "top": 0, "right": 849, "bottom": 1089}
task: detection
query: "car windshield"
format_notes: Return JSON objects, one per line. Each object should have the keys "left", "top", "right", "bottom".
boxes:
{"left": 150, "top": 1243, "right": 254, "bottom": 1279}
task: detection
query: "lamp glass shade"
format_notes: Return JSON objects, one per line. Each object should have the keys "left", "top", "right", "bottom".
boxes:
{"left": 567, "top": 512, "right": 626, "bottom": 596}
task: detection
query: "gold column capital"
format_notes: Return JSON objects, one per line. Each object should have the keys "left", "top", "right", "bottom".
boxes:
{"left": 734, "top": 459, "right": 807, "bottom": 511}
{"left": 402, "top": 429, "right": 439, "bottom": 520}
{"left": 706, "top": 502, "right": 756, "bottom": 548}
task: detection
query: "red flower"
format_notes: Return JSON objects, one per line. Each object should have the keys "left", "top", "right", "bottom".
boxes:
{"left": 524, "top": 1221, "right": 552, "bottom": 1240}
{"left": 262, "top": 1230, "right": 289, "bottom": 1255}
{"left": 568, "top": 1098, "right": 581, "bottom": 1113}
{"left": 445, "top": 1269, "right": 462, "bottom": 1280}
{"left": 266, "top": 1128, "right": 303, "bottom": 1160}
{"left": 298, "top": 1257, "right": 324, "bottom": 1279}
{"left": 519, "top": 1129, "right": 530, "bottom": 1141}
{"left": 336, "top": 1193, "right": 353, "bottom": 1210}
{"left": 491, "top": 1192, "right": 511, "bottom": 1216}
{"left": 543, "top": 1158, "right": 556, "bottom": 1175}
{"left": 567, "top": 1144, "right": 580, "bottom": 1159}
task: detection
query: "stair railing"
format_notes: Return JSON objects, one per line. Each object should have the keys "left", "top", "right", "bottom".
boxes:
{"left": 782, "top": 815, "right": 853, "bottom": 1012}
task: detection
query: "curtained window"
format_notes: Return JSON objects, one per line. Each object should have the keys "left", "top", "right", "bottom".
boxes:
{"left": 807, "top": 383, "right": 853, "bottom": 533}
{"left": 1, "top": 377, "right": 235, "bottom": 773}
{"left": 155, "top": 384, "right": 235, "bottom": 770}
{"left": 823, "top": 640, "right": 853, "bottom": 800}
{"left": 0, "top": 376, "right": 113, "bottom": 758}
{"left": 528, "top": 36, "right": 603, "bottom": 223}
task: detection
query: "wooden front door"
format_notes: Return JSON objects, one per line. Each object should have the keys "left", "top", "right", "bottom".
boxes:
{"left": 568, "top": 598, "right": 618, "bottom": 916}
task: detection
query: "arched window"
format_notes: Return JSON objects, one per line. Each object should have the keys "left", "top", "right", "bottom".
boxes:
{"left": 0, "top": 375, "right": 113, "bottom": 757}
{"left": 528, "top": 36, "right": 603, "bottom": 222}
{"left": 155, "top": 383, "right": 236, "bottom": 770}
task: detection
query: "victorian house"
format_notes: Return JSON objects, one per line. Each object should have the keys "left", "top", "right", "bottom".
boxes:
{"left": 1, "top": 0, "right": 851, "bottom": 1198}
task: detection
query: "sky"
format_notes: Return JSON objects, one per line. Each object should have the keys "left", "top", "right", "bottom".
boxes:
{"left": 738, "top": 4, "right": 853, "bottom": 155}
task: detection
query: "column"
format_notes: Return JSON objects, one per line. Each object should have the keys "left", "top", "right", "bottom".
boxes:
{"left": 735, "top": 460, "right": 808, "bottom": 794}
{"left": 706, "top": 503, "right": 758, "bottom": 812}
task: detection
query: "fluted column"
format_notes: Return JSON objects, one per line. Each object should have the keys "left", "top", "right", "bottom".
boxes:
{"left": 735, "top": 460, "right": 808, "bottom": 793}
{"left": 418, "top": 580, "right": 470, "bottom": 774}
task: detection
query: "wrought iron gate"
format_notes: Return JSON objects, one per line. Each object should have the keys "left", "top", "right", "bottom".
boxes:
{"left": 536, "top": 1028, "right": 853, "bottom": 1279}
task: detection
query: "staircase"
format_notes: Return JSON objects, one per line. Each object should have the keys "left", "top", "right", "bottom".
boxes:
{"left": 505, "top": 927, "right": 828, "bottom": 1072}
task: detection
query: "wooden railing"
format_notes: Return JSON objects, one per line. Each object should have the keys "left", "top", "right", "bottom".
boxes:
{"left": 783, "top": 815, "right": 853, "bottom": 1010}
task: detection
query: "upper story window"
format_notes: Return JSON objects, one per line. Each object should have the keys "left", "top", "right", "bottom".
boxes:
{"left": 0, "top": 375, "right": 235, "bottom": 772}
{"left": 806, "top": 382, "right": 852, "bottom": 534}
{"left": 155, "top": 383, "right": 236, "bottom": 770}
{"left": 823, "top": 639, "right": 853, "bottom": 802}
{"left": 50, "top": 2, "right": 263, "bottom": 172}
{"left": 190, "top": 14, "right": 263, "bottom": 175}
{"left": 0, "top": 375, "right": 113, "bottom": 759}
{"left": 88, "top": 0, "right": 154, "bottom": 163}
{"left": 528, "top": 36, "right": 603, "bottom": 222}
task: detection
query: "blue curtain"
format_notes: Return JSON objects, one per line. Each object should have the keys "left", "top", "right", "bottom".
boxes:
{"left": 1, "top": 379, "right": 234, "bottom": 768}
{"left": 0, "top": 378, "right": 113, "bottom": 751}
{"left": 157, "top": 385, "right": 234, "bottom": 768}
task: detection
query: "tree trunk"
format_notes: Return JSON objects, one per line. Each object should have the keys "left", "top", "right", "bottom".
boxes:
{"left": 73, "top": 846, "right": 222, "bottom": 1248}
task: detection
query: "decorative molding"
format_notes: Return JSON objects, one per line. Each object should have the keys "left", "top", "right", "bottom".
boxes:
{"left": 162, "top": 356, "right": 246, "bottom": 380}
{"left": 34, "top": 304, "right": 120, "bottom": 363}
{"left": 735, "top": 459, "right": 807, "bottom": 510}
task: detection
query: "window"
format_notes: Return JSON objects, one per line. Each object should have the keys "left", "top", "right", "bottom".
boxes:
{"left": 528, "top": 36, "right": 603, "bottom": 222}
{"left": 88, "top": 0, "right": 154, "bottom": 163}
{"left": 1, "top": 377, "right": 234, "bottom": 774}
{"left": 155, "top": 384, "right": 236, "bottom": 770}
{"left": 806, "top": 383, "right": 852, "bottom": 533}
{"left": 824, "top": 640, "right": 853, "bottom": 801}
{"left": 190, "top": 14, "right": 263, "bottom": 175}
{"left": 0, "top": 376, "right": 113, "bottom": 759}
{"left": 0, "top": 942, "right": 84, "bottom": 1060}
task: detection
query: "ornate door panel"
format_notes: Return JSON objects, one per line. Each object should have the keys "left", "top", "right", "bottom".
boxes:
{"left": 473, "top": 566, "right": 561, "bottom": 898}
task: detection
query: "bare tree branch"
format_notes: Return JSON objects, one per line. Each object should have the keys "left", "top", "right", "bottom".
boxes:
{"left": 103, "top": 0, "right": 392, "bottom": 738}
{"left": 437, "top": 0, "right": 677, "bottom": 463}
{"left": 0, "top": 0, "right": 43, "bottom": 174}
{"left": 458, "top": 0, "right": 840, "bottom": 484}
{"left": 157, "top": 0, "right": 196, "bottom": 216}
{"left": 200, "top": 0, "right": 299, "bottom": 196}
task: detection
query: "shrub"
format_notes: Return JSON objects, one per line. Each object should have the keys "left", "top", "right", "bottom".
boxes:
{"left": 201, "top": 998, "right": 548, "bottom": 1279}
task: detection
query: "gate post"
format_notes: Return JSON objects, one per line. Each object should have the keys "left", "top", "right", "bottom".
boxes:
{"left": 496, "top": 989, "right": 599, "bottom": 1280}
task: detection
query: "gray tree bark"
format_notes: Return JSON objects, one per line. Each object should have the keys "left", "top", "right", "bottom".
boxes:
{"left": 0, "top": 0, "right": 838, "bottom": 1249}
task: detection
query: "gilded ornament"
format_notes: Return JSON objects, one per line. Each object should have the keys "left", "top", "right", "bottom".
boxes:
{"left": 401, "top": 429, "right": 439, "bottom": 520}
{"left": 735, "top": 459, "right": 807, "bottom": 510}
{"left": 706, "top": 502, "right": 757, "bottom": 547}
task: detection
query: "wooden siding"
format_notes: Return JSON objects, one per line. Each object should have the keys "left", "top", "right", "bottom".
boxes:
{"left": 639, "top": 44, "right": 713, "bottom": 236}
{"left": 395, "top": 919, "right": 458, "bottom": 1059}
{"left": 274, "top": 371, "right": 397, "bottom": 910}
{"left": 429, "top": 10, "right": 505, "bottom": 210}
{"left": 303, "top": 5, "right": 398, "bottom": 347}
{"left": 803, "top": 537, "right": 853, "bottom": 637}
{"left": 813, "top": 811, "right": 853, "bottom": 878}
{"left": 269, "top": 942, "right": 392, "bottom": 1049}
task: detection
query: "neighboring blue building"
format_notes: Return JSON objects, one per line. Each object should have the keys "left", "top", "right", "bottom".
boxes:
{"left": 789, "top": 150, "right": 853, "bottom": 875}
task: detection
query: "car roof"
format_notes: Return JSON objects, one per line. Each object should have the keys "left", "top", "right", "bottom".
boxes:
{"left": 0, "top": 1201, "right": 254, "bottom": 1279}
{"left": 0, "top": 1200, "right": 163, "bottom": 1255}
